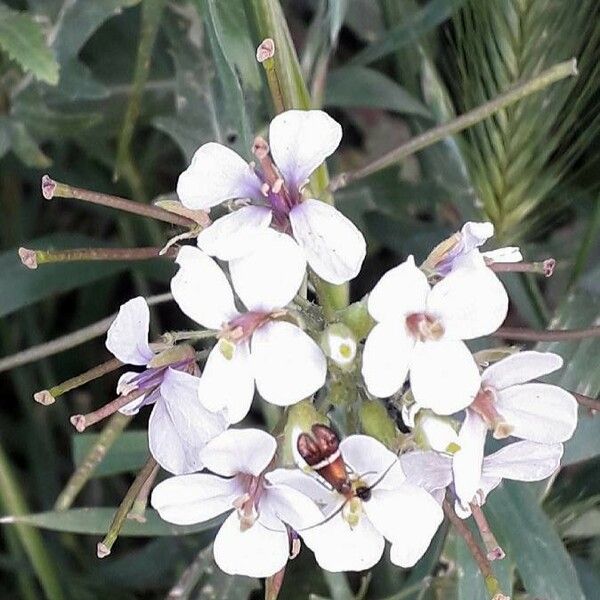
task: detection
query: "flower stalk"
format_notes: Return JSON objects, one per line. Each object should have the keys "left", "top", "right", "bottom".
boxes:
{"left": 97, "top": 456, "right": 158, "bottom": 558}
{"left": 70, "top": 387, "right": 150, "bottom": 432}
{"left": 488, "top": 259, "right": 555, "bottom": 277}
{"left": 493, "top": 325, "right": 600, "bottom": 341}
{"left": 41, "top": 175, "right": 196, "bottom": 228}
{"left": 34, "top": 357, "right": 123, "bottom": 405}
{"left": 470, "top": 504, "right": 505, "bottom": 561}
{"left": 19, "top": 246, "right": 177, "bottom": 268}
{"left": 331, "top": 59, "right": 578, "bottom": 190}
{"left": 127, "top": 461, "right": 160, "bottom": 523}
{"left": 257, "top": 38, "right": 284, "bottom": 114}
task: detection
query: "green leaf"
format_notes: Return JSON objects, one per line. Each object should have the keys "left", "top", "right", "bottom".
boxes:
{"left": 0, "top": 234, "right": 129, "bottom": 318}
{"left": 72, "top": 431, "right": 148, "bottom": 478}
{"left": 485, "top": 482, "right": 586, "bottom": 600}
{"left": 326, "top": 66, "right": 431, "bottom": 118}
{"left": 351, "top": 0, "right": 468, "bottom": 66}
{"left": 0, "top": 118, "right": 51, "bottom": 168}
{"left": 1, "top": 508, "right": 221, "bottom": 537}
{"left": 0, "top": 5, "right": 59, "bottom": 84}
{"left": 536, "top": 289, "right": 600, "bottom": 464}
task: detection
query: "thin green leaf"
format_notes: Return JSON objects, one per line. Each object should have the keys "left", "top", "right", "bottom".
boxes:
{"left": 72, "top": 431, "right": 148, "bottom": 478}
{"left": 351, "top": 0, "right": 468, "bottom": 66}
{"left": 326, "top": 66, "right": 431, "bottom": 118}
{"left": 485, "top": 482, "right": 585, "bottom": 600}
{"left": 0, "top": 234, "right": 129, "bottom": 318}
{"left": 1, "top": 508, "right": 221, "bottom": 537}
{"left": 0, "top": 5, "right": 59, "bottom": 84}
{"left": 2, "top": 119, "right": 51, "bottom": 168}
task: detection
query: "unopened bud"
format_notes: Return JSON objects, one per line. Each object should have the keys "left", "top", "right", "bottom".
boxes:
{"left": 338, "top": 298, "right": 375, "bottom": 341}
{"left": 280, "top": 400, "right": 328, "bottom": 467}
{"left": 360, "top": 400, "right": 397, "bottom": 447}
{"left": 148, "top": 344, "right": 195, "bottom": 369}
{"left": 256, "top": 38, "right": 275, "bottom": 63}
{"left": 321, "top": 323, "right": 357, "bottom": 369}
{"left": 415, "top": 412, "right": 460, "bottom": 454}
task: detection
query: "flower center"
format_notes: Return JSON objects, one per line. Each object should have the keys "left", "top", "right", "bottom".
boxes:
{"left": 252, "top": 136, "right": 300, "bottom": 231}
{"left": 470, "top": 386, "right": 514, "bottom": 439}
{"left": 405, "top": 312, "right": 445, "bottom": 342}
{"left": 234, "top": 473, "right": 265, "bottom": 531}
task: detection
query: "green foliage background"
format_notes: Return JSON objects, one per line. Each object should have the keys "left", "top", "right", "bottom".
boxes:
{"left": 0, "top": 0, "right": 598, "bottom": 598}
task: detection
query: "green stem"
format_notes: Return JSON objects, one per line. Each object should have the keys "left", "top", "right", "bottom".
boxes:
{"left": 331, "top": 59, "right": 578, "bottom": 190}
{"left": 54, "top": 413, "right": 132, "bottom": 511}
{"left": 97, "top": 456, "right": 158, "bottom": 558}
{"left": 0, "top": 443, "right": 64, "bottom": 600}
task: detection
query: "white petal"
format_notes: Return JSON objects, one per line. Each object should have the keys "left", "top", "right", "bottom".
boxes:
{"left": 266, "top": 469, "right": 337, "bottom": 509}
{"left": 289, "top": 200, "right": 366, "bottom": 285}
{"left": 495, "top": 383, "right": 578, "bottom": 443}
{"left": 482, "top": 351, "right": 563, "bottom": 389}
{"left": 482, "top": 441, "right": 563, "bottom": 485}
{"left": 452, "top": 411, "right": 488, "bottom": 509}
{"left": 482, "top": 247, "right": 523, "bottom": 263}
{"left": 196, "top": 205, "right": 272, "bottom": 261}
{"left": 200, "top": 428, "right": 277, "bottom": 477}
{"left": 340, "top": 435, "right": 404, "bottom": 490}
{"left": 367, "top": 256, "right": 429, "bottom": 323}
{"left": 151, "top": 473, "right": 242, "bottom": 525}
{"left": 261, "top": 484, "right": 324, "bottom": 531}
{"left": 410, "top": 340, "right": 480, "bottom": 415}
{"left": 229, "top": 229, "right": 306, "bottom": 312}
{"left": 367, "top": 485, "right": 443, "bottom": 567}
{"left": 301, "top": 512, "right": 384, "bottom": 573}
{"left": 105, "top": 297, "right": 154, "bottom": 365}
{"left": 362, "top": 322, "right": 414, "bottom": 398}
{"left": 177, "top": 142, "right": 262, "bottom": 210}
{"left": 116, "top": 372, "right": 153, "bottom": 415}
{"left": 198, "top": 341, "right": 255, "bottom": 424}
{"left": 460, "top": 222, "right": 494, "bottom": 251}
{"left": 269, "top": 110, "right": 342, "bottom": 190}
{"left": 171, "top": 246, "right": 237, "bottom": 329}
{"left": 420, "top": 414, "right": 461, "bottom": 453}
{"left": 428, "top": 267, "right": 508, "bottom": 339}
{"left": 149, "top": 369, "right": 228, "bottom": 475}
{"left": 213, "top": 511, "right": 289, "bottom": 577}
{"left": 251, "top": 321, "right": 326, "bottom": 406}
{"left": 400, "top": 451, "right": 452, "bottom": 493}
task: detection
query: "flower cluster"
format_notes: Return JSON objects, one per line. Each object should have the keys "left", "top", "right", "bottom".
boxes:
{"left": 63, "top": 110, "right": 578, "bottom": 580}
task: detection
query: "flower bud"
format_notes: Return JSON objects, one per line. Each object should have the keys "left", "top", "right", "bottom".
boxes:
{"left": 280, "top": 400, "right": 328, "bottom": 467}
{"left": 360, "top": 400, "right": 397, "bottom": 447}
{"left": 414, "top": 412, "right": 460, "bottom": 454}
{"left": 321, "top": 323, "right": 357, "bottom": 369}
{"left": 337, "top": 298, "right": 375, "bottom": 341}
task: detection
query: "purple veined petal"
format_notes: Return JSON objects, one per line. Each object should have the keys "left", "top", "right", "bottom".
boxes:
{"left": 268, "top": 110, "right": 342, "bottom": 190}
{"left": 260, "top": 483, "right": 324, "bottom": 531}
{"left": 266, "top": 468, "right": 337, "bottom": 509}
{"left": 105, "top": 297, "right": 154, "bottom": 365}
{"left": 482, "top": 247, "right": 523, "bottom": 263}
{"left": 171, "top": 246, "right": 238, "bottom": 329}
{"left": 301, "top": 510, "right": 385, "bottom": 573}
{"left": 289, "top": 199, "right": 366, "bottom": 284}
{"left": 400, "top": 451, "right": 453, "bottom": 493}
{"left": 200, "top": 428, "right": 277, "bottom": 478}
{"left": 495, "top": 383, "right": 578, "bottom": 443}
{"left": 452, "top": 411, "right": 488, "bottom": 510}
{"left": 197, "top": 205, "right": 272, "bottom": 261}
{"left": 177, "top": 142, "right": 262, "bottom": 210}
{"left": 213, "top": 511, "right": 289, "bottom": 577}
{"left": 481, "top": 350, "right": 563, "bottom": 390}
{"left": 251, "top": 321, "right": 326, "bottom": 406}
{"left": 229, "top": 228, "right": 307, "bottom": 312}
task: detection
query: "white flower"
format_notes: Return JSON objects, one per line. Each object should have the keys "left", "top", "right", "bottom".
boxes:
{"left": 151, "top": 429, "right": 322, "bottom": 577}
{"left": 402, "top": 414, "right": 564, "bottom": 518}
{"left": 105, "top": 298, "right": 227, "bottom": 474}
{"left": 417, "top": 412, "right": 461, "bottom": 454}
{"left": 469, "top": 350, "right": 578, "bottom": 442}
{"left": 361, "top": 256, "right": 508, "bottom": 414}
{"left": 269, "top": 434, "right": 443, "bottom": 572}
{"left": 423, "top": 221, "right": 522, "bottom": 276}
{"left": 171, "top": 240, "right": 327, "bottom": 423}
{"left": 177, "top": 110, "right": 366, "bottom": 284}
